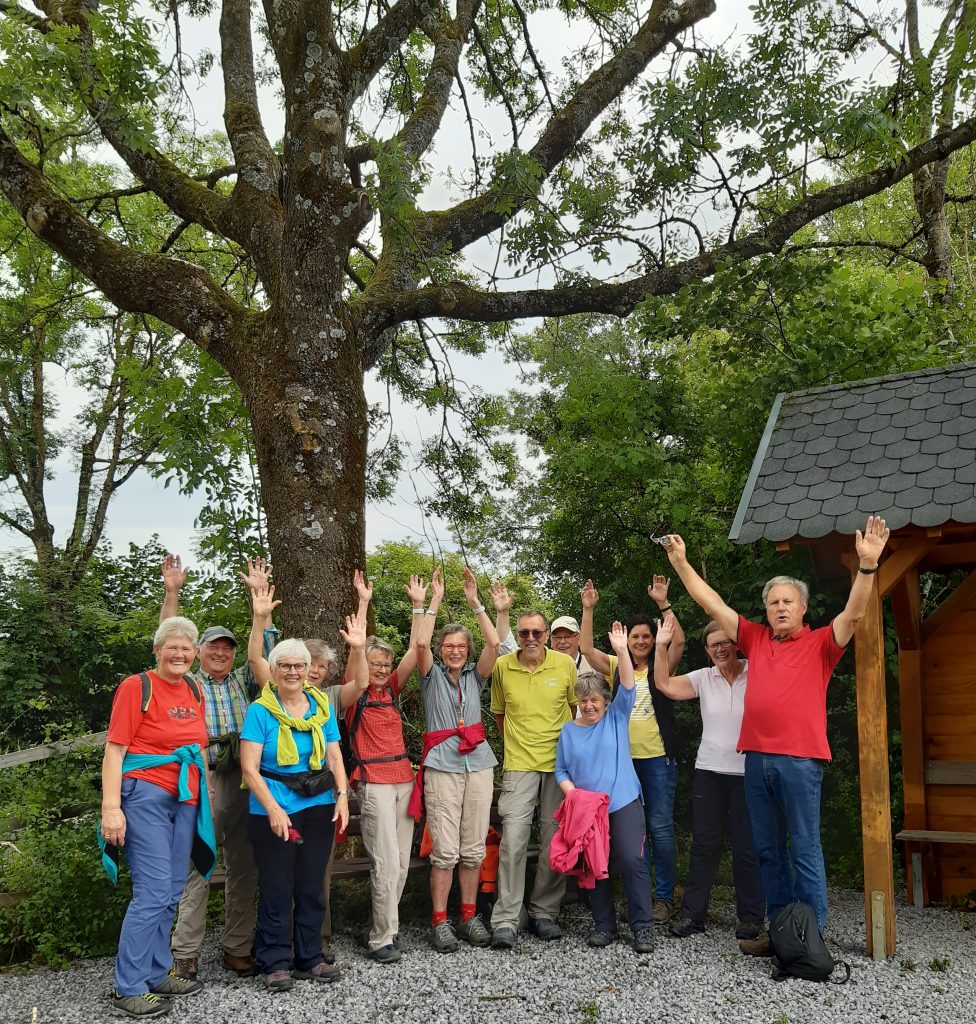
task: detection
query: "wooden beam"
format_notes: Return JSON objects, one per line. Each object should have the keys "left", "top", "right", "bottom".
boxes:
{"left": 925, "top": 761, "right": 976, "bottom": 785}
{"left": 878, "top": 537, "right": 938, "bottom": 598}
{"left": 853, "top": 577, "right": 896, "bottom": 957}
{"left": 922, "top": 570, "right": 976, "bottom": 646}
{"left": 889, "top": 570, "right": 921, "bottom": 650}
{"left": 920, "top": 542, "right": 976, "bottom": 568}
{"left": 0, "top": 731, "right": 107, "bottom": 771}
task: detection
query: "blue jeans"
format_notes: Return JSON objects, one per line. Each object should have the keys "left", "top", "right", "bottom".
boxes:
{"left": 115, "top": 778, "right": 196, "bottom": 995}
{"left": 633, "top": 755, "right": 677, "bottom": 901}
{"left": 743, "top": 752, "right": 827, "bottom": 931}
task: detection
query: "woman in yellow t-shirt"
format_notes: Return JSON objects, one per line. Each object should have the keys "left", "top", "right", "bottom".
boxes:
{"left": 579, "top": 577, "right": 685, "bottom": 923}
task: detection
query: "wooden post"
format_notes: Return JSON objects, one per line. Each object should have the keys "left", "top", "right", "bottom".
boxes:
{"left": 853, "top": 576, "right": 897, "bottom": 957}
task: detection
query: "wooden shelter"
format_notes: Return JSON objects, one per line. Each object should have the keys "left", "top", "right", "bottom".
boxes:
{"left": 729, "top": 362, "right": 976, "bottom": 958}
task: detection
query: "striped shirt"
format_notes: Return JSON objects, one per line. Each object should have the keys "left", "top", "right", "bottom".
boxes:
{"left": 189, "top": 665, "right": 256, "bottom": 766}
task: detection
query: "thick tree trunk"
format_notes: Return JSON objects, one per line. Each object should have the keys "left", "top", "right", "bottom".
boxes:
{"left": 912, "top": 159, "right": 953, "bottom": 302}
{"left": 238, "top": 310, "right": 368, "bottom": 646}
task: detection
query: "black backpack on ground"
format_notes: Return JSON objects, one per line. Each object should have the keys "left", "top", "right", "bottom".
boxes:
{"left": 769, "top": 902, "right": 851, "bottom": 983}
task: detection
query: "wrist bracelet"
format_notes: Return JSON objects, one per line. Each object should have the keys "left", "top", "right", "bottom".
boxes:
{"left": 412, "top": 607, "right": 425, "bottom": 615}
{"left": 424, "top": 609, "right": 436, "bottom": 616}
{"left": 472, "top": 604, "right": 485, "bottom": 614}
{"left": 659, "top": 604, "right": 672, "bottom": 612}
{"left": 858, "top": 565, "right": 879, "bottom": 575}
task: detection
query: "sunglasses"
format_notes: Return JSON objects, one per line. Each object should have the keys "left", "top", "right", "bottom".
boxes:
{"left": 517, "top": 628, "right": 547, "bottom": 639}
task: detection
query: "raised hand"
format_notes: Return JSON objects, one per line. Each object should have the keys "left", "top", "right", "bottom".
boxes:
{"left": 404, "top": 574, "right": 428, "bottom": 607}
{"left": 251, "top": 583, "right": 282, "bottom": 620}
{"left": 581, "top": 579, "right": 599, "bottom": 609}
{"left": 490, "top": 580, "right": 513, "bottom": 612}
{"left": 238, "top": 556, "right": 273, "bottom": 591}
{"left": 354, "top": 569, "right": 373, "bottom": 603}
{"left": 663, "top": 535, "right": 687, "bottom": 567}
{"left": 161, "top": 554, "right": 188, "bottom": 592}
{"left": 656, "top": 612, "right": 677, "bottom": 647}
{"left": 647, "top": 575, "right": 670, "bottom": 606}
{"left": 339, "top": 612, "right": 367, "bottom": 649}
{"left": 431, "top": 565, "right": 445, "bottom": 602}
{"left": 462, "top": 565, "right": 482, "bottom": 609}
{"left": 607, "top": 620, "right": 628, "bottom": 655}
{"left": 855, "top": 515, "right": 890, "bottom": 567}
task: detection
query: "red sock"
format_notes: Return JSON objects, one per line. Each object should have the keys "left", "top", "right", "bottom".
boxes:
{"left": 461, "top": 903, "right": 476, "bottom": 922}
{"left": 432, "top": 909, "right": 448, "bottom": 927}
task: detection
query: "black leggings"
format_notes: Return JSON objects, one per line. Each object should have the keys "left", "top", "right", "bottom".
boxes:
{"left": 587, "top": 799, "right": 653, "bottom": 934}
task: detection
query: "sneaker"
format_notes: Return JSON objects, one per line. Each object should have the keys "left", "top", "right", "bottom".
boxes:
{"left": 528, "top": 917, "right": 562, "bottom": 941}
{"left": 292, "top": 961, "right": 341, "bottom": 983}
{"left": 735, "top": 921, "right": 763, "bottom": 940}
{"left": 392, "top": 933, "right": 403, "bottom": 951}
{"left": 668, "top": 914, "right": 705, "bottom": 938}
{"left": 652, "top": 899, "right": 673, "bottom": 924}
{"left": 490, "top": 925, "right": 516, "bottom": 950}
{"left": 262, "top": 970, "right": 294, "bottom": 992}
{"left": 223, "top": 953, "right": 259, "bottom": 977}
{"left": 431, "top": 921, "right": 459, "bottom": 953}
{"left": 172, "top": 957, "right": 198, "bottom": 981}
{"left": 110, "top": 992, "right": 172, "bottom": 1018}
{"left": 632, "top": 927, "right": 655, "bottom": 954}
{"left": 369, "top": 944, "right": 402, "bottom": 964}
{"left": 457, "top": 914, "right": 491, "bottom": 947}
{"left": 586, "top": 930, "right": 615, "bottom": 948}
{"left": 149, "top": 970, "right": 203, "bottom": 997}
{"left": 738, "top": 932, "right": 772, "bottom": 957}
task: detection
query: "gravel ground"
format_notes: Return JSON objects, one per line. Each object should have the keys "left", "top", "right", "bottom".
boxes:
{"left": 2, "top": 887, "right": 974, "bottom": 1024}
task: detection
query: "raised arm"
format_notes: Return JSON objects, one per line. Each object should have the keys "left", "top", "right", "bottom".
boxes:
{"left": 607, "top": 621, "right": 634, "bottom": 690}
{"left": 353, "top": 569, "right": 373, "bottom": 621}
{"left": 648, "top": 574, "right": 686, "bottom": 673}
{"left": 833, "top": 516, "right": 891, "bottom": 647}
{"left": 395, "top": 573, "right": 430, "bottom": 683}
{"left": 579, "top": 580, "right": 612, "bottom": 675}
{"left": 467, "top": 567, "right": 501, "bottom": 679}
{"left": 160, "top": 553, "right": 187, "bottom": 622}
{"left": 247, "top": 584, "right": 280, "bottom": 686}
{"left": 490, "top": 580, "right": 516, "bottom": 653}
{"left": 337, "top": 612, "right": 369, "bottom": 709}
{"left": 664, "top": 536, "right": 739, "bottom": 640}
{"left": 415, "top": 568, "right": 443, "bottom": 677}
{"left": 653, "top": 613, "right": 697, "bottom": 700}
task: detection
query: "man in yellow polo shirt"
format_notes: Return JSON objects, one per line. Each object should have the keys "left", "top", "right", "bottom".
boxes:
{"left": 489, "top": 610, "right": 577, "bottom": 949}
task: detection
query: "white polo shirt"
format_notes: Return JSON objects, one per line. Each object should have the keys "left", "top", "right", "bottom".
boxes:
{"left": 686, "top": 661, "right": 749, "bottom": 776}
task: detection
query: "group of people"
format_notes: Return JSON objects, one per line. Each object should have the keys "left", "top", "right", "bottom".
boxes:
{"left": 99, "top": 515, "right": 890, "bottom": 1017}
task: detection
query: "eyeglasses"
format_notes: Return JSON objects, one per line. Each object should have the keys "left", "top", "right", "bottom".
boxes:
{"left": 278, "top": 662, "right": 307, "bottom": 672}
{"left": 517, "top": 628, "right": 547, "bottom": 640}
{"left": 706, "top": 640, "right": 734, "bottom": 652}
{"left": 441, "top": 644, "right": 468, "bottom": 652}
{"left": 368, "top": 661, "right": 393, "bottom": 671}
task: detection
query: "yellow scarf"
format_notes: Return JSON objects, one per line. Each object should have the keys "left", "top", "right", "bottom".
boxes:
{"left": 255, "top": 682, "right": 332, "bottom": 769}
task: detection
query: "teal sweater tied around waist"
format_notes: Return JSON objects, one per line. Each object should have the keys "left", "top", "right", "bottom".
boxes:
{"left": 97, "top": 743, "right": 217, "bottom": 884}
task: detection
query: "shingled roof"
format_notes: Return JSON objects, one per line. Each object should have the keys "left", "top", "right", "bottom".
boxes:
{"left": 729, "top": 362, "right": 976, "bottom": 545}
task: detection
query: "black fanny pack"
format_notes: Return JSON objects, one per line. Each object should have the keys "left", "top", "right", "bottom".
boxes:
{"left": 261, "top": 766, "right": 336, "bottom": 798}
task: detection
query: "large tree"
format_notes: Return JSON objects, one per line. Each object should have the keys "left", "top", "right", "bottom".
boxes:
{"left": 2, "top": 0, "right": 975, "bottom": 639}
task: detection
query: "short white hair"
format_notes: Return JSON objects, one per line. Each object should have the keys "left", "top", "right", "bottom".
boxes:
{"left": 154, "top": 616, "right": 199, "bottom": 647}
{"left": 762, "top": 575, "right": 809, "bottom": 604}
{"left": 268, "top": 638, "right": 312, "bottom": 671}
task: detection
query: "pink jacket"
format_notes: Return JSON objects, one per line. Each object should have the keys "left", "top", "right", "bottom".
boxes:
{"left": 549, "top": 789, "right": 610, "bottom": 889}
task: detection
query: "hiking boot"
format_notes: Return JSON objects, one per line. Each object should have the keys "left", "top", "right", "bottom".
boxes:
{"left": 491, "top": 925, "right": 516, "bottom": 950}
{"left": 293, "top": 961, "right": 341, "bottom": 983}
{"left": 369, "top": 944, "right": 402, "bottom": 964}
{"left": 586, "top": 930, "right": 615, "bottom": 948}
{"left": 652, "top": 899, "right": 673, "bottom": 924}
{"left": 431, "top": 921, "right": 459, "bottom": 953}
{"left": 528, "top": 917, "right": 562, "bottom": 941}
{"left": 262, "top": 970, "right": 294, "bottom": 992}
{"left": 172, "top": 957, "right": 198, "bottom": 981}
{"left": 457, "top": 914, "right": 491, "bottom": 947}
{"left": 149, "top": 970, "right": 204, "bottom": 997}
{"left": 735, "top": 921, "right": 763, "bottom": 940}
{"left": 110, "top": 992, "right": 172, "bottom": 1018}
{"left": 738, "top": 932, "right": 772, "bottom": 957}
{"left": 632, "top": 928, "right": 656, "bottom": 954}
{"left": 669, "top": 914, "right": 705, "bottom": 938}
{"left": 223, "top": 953, "right": 259, "bottom": 977}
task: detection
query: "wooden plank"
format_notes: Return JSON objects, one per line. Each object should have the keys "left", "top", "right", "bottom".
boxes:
{"left": 889, "top": 570, "right": 922, "bottom": 649}
{"left": 921, "top": 695, "right": 976, "bottom": 716}
{"left": 853, "top": 580, "right": 896, "bottom": 956}
{"left": 940, "top": 876, "right": 976, "bottom": 900}
{"left": 0, "top": 731, "right": 107, "bottom": 771}
{"left": 926, "top": 790, "right": 976, "bottom": 817}
{"left": 894, "top": 830, "right": 976, "bottom": 844}
{"left": 900, "top": 647, "right": 926, "bottom": 832}
{"left": 879, "top": 539, "right": 937, "bottom": 599}
{"left": 922, "top": 571, "right": 976, "bottom": 645}
{"left": 919, "top": 542, "right": 976, "bottom": 568}
{"left": 926, "top": 761, "right": 976, "bottom": 785}
{"left": 923, "top": 714, "right": 976, "bottom": 736}
{"left": 926, "top": 735, "right": 976, "bottom": 759}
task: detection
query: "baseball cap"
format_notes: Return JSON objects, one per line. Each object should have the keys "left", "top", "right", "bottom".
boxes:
{"left": 550, "top": 616, "right": 580, "bottom": 634}
{"left": 199, "top": 626, "right": 237, "bottom": 646}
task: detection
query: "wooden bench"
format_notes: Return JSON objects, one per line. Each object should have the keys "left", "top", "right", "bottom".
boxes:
{"left": 895, "top": 760, "right": 976, "bottom": 907}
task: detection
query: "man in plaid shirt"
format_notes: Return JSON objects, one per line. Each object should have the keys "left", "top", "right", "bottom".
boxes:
{"left": 163, "top": 555, "right": 270, "bottom": 980}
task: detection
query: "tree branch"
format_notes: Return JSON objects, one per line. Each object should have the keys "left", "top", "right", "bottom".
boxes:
{"left": 360, "top": 114, "right": 976, "bottom": 329}
{"left": 344, "top": 0, "right": 437, "bottom": 100}
{"left": 0, "top": 0, "right": 49, "bottom": 31}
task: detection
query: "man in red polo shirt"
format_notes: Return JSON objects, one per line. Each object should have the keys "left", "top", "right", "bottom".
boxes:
{"left": 663, "top": 516, "right": 890, "bottom": 936}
